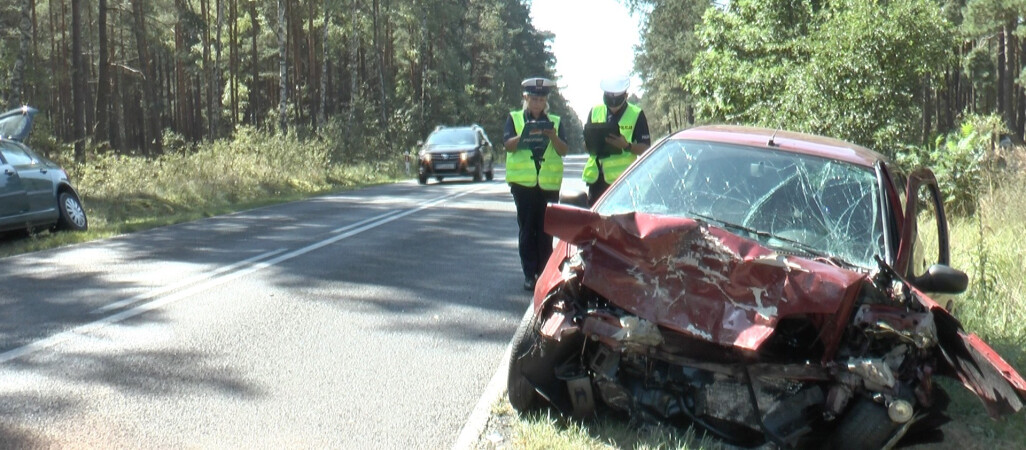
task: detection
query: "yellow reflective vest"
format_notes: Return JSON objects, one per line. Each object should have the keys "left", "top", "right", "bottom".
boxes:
{"left": 507, "top": 110, "right": 564, "bottom": 191}
{"left": 582, "top": 103, "right": 641, "bottom": 184}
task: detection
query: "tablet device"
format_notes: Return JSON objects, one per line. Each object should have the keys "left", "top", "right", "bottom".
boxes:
{"left": 518, "top": 121, "right": 552, "bottom": 155}
{"left": 584, "top": 122, "right": 621, "bottom": 158}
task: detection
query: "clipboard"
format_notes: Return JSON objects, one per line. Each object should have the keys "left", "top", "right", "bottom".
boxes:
{"left": 584, "top": 121, "right": 622, "bottom": 158}
{"left": 518, "top": 120, "right": 553, "bottom": 160}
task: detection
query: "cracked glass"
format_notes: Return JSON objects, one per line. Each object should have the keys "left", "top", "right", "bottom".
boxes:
{"left": 597, "top": 139, "right": 885, "bottom": 269}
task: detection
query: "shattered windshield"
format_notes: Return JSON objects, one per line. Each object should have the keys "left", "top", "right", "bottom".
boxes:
{"left": 597, "top": 139, "right": 885, "bottom": 268}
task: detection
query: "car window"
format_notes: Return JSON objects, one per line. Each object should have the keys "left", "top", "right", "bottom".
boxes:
{"left": 0, "top": 142, "right": 35, "bottom": 166}
{"left": 597, "top": 139, "right": 886, "bottom": 269}
{"left": 426, "top": 129, "right": 477, "bottom": 146}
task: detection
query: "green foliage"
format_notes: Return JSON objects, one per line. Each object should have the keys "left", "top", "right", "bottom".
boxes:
{"left": 70, "top": 126, "right": 396, "bottom": 230}
{"left": 896, "top": 113, "right": 1008, "bottom": 216}
{"left": 686, "top": 0, "right": 954, "bottom": 151}
{"left": 633, "top": 0, "right": 713, "bottom": 135}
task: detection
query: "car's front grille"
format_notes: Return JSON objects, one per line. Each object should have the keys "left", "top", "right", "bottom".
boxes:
{"left": 431, "top": 153, "right": 460, "bottom": 162}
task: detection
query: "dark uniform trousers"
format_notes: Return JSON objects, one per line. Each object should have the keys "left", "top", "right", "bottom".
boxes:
{"left": 587, "top": 176, "right": 610, "bottom": 207}
{"left": 587, "top": 161, "right": 611, "bottom": 207}
{"left": 511, "top": 183, "right": 559, "bottom": 280}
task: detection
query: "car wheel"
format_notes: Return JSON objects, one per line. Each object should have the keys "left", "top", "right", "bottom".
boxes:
{"left": 56, "top": 191, "right": 88, "bottom": 231}
{"left": 508, "top": 306, "right": 544, "bottom": 412}
{"left": 418, "top": 173, "right": 428, "bottom": 185}
{"left": 828, "top": 398, "right": 904, "bottom": 450}
{"left": 473, "top": 161, "right": 483, "bottom": 182}
{"left": 485, "top": 163, "right": 494, "bottom": 181}
{"left": 436, "top": 176, "right": 444, "bottom": 183}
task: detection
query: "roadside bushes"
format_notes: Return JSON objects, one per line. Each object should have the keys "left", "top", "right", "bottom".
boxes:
{"left": 71, "top": 126, "right": 400, "bottom": 229}
{"left": 896, "top": 114, "right": 1009, "bottom": 217}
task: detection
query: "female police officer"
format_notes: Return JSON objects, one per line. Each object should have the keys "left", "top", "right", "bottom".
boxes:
{"left": 503, "top": 77, "right": 569, "bottom": 291}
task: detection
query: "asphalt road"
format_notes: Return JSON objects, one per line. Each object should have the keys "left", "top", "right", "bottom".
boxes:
{"left": 0, "top": 157, "right": 588, "bottom": 449}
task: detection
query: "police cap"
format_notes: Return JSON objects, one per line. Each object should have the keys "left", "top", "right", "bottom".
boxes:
{"left": 599, "top": 75, "right": 630, "bottom": 95}
{"left": 522, "top": 77, "right": 555, "bottom": 97}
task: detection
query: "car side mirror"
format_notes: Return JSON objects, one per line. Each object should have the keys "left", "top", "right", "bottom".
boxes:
{"left": 911, "top": 264, "right": 968, "bottom": 294}
{"left": 559, "top": 190, "right": 589, "bottom": 208}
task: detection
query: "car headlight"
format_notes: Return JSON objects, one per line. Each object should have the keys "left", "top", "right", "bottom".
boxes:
{"left": 420, "top": 153, "right": 431, "bottom": 164}
{"left": 460, "top": 152, "right": 468, "bottom": 162}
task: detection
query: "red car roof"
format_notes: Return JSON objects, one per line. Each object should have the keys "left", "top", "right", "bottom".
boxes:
{"left": 671, "top": 125, "right": 887, "bottom": 169}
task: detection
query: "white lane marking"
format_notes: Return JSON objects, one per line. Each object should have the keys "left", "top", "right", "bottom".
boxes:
{"left": 331, "top": 208, "right": 405, "bottom": 234}
{"left": 92, "top": 248, "right": 289, "bottom": 314}
{"left": 1, "top": 189, "right": 484, "bottom": 365}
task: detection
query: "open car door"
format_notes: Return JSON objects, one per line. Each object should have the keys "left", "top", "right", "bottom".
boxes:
{"left": 895, "top": 168, "right": 1026, "bottom": 417}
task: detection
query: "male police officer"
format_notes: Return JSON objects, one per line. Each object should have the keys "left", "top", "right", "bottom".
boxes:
{"left": 504, "top": 77, "right": 569, "bottom": 290}
{"left": 583, "top": 75, "right": 651, "bottom": 206}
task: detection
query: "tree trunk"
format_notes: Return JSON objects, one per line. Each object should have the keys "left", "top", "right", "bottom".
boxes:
{"left": 1018, "top": 35, "right": 1025, "bottom": 141}
{"left": 309, "top": 0, "right": 318, "bottom": 127}
{"left": 319, "top": 0, "right": 329, "bottom": 128}
{"left": 921, "top": 78, "right": 933, "bottom": 144}
{"left": 372, "top": 0, "right": 387, "bottom": 124}
{"left": 998, "top": 25, "right": 1011, "bottom": 131}
{"left": 349, "top": 0, "right": 360, "bottom": 122}
{"left": 114, "top": 11, "right": 127, "bottom": 150}
{"left": 229, "top": 0, "right": 238, "bottom": 126}
{"left": 71, "top": 0, "right": 85, "bottom": 162}
{"left": 249, "top": 0, "right": 260, "bottom": 125}
{"left": 8, "top": 0, "right": 32, "bottom": 108}
{"left": 278, "top": 0, "right": 288, "bottom": 133}
{"left": 130, "top": 0, "right": 162, "bottom": 155}
{"left": 213, "top": 0, "right": 223, "bottom": 138}
{"left": 202, "top": 0, "right": 211, "bottom": 140}
{"left": 94, "top": 0, "right": 111, "bottom": 145}
{"left": 173, "top": 0, "right": 187, "bottom": 139}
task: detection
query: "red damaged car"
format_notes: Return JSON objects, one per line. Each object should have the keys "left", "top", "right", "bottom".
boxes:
{"left": 507, "top": 126, "right": 1026, "bottom": 449}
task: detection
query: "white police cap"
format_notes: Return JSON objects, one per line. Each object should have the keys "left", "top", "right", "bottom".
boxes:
{"left": 522, "top": 77, "right": 555, "bottom": 96}
{"left": 599, "top": 75, "right": 630, "bottom": 95}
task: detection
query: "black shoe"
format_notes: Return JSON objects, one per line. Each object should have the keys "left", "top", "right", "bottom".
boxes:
{"left": 523, "top": 277, "right": 536, "bottom": 291}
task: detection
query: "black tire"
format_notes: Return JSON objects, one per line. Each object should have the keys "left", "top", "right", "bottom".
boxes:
{"left": 55, "top": 191, "right": 88, "bottom": 231}
{"left": 827, "top": 399, "right": 903, "bottom": 450}
{"left": 473, "top": 161, "right": 483, "bottom": 182}
{"left": 485, "top": 163, "right": 494, "bottom": 181}
{"left": 508, "top": 306, "right": 544, "bottom": 412}
{"left": 418, "top": 173, "right": 428, "bottom": 185}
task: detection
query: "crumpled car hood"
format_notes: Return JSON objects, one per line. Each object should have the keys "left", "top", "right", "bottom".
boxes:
{"left": 544, "top": 204, "right": 865, "bottom": 352}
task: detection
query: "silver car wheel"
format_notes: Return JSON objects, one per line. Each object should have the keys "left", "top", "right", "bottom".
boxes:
{"left": 64, "top": 196, "right": 87, "bottom": 227}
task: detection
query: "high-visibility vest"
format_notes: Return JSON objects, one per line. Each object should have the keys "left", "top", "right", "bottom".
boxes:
{"left": 507, "top": 110, "right": 564, "bottom": 191}
{"left": 582, "top": 103, "right": 641, "bottom": 184}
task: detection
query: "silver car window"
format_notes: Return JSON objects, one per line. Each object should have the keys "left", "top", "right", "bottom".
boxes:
{"left": 0, "top": 142, "right": 34, "bottom": 166}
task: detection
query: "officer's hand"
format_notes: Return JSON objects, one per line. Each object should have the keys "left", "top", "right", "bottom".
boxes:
{"left": 504, "top": 136, "right": 520, "bottom": 150}
{"left": 541, "top": 128, "right": 557, "bottom": 139}
{"left": 605, "top": 134, "right": 629, "bottom": 151}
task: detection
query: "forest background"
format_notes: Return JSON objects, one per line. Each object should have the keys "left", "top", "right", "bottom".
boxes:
{"left": 0, "top": 0, "right": 1022, "bottom": 165}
